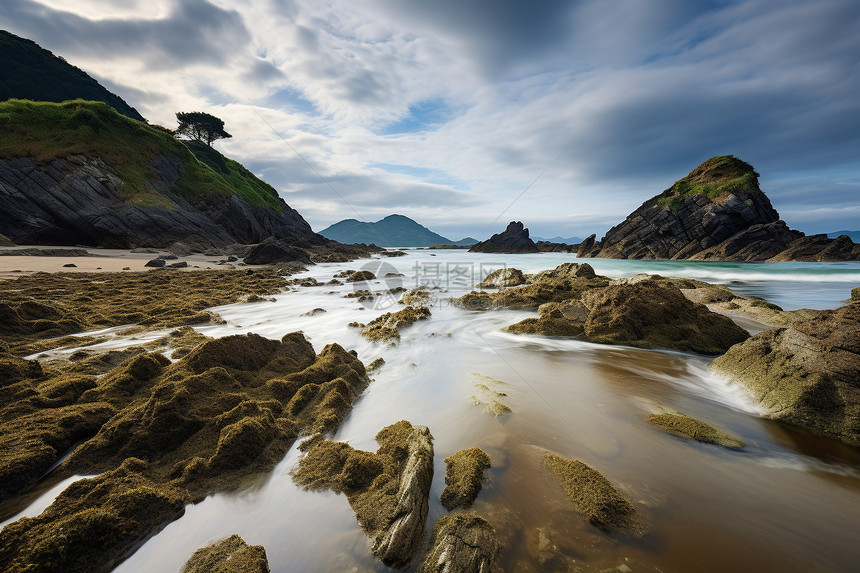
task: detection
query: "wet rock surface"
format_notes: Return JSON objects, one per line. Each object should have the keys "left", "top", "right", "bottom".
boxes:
{"left": 441, "top": 447, "right": 491, "bottom": 511}
{"left": 417, "top": 513, "right": 503, "bottom": 573}
{"left": 647, "top": 411, "right": 745, "bottom": 448}
{"left": 711, "top": 303, "right": 860, "bottom": 446}
{"left": 543, "top": 453, "right": 643, "bottom": 535}
{"left": 576, "top": 156, "right": 859, "bottom": 261}
{"left": 477, "top": 267, "right": 526, "bottom": 288}
{"left": 293, "top": 421, "right": 434, "bottom": 569}
{"left": 469, "top": 221, "right": 539, "bottom": 254}
{"left": 360, "top": 305, "right": 431, "bottom": 342}
{"left": 181, "top": 534, "right": 270, "bottom": 573}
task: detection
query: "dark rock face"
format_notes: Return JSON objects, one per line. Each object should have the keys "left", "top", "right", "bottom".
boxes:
{"left": 578, "top": 156, "right": 860, "bottom": 261}
{"left": 244, "top": 237, "right": 313, "bottom": 265}
{"left": 711, "top": 304, "right": 860, "bottom": 447}
{"left": 469, "top": 221, "right": 539, "bottom": 253}
{"left": 0, "top": 155, "right": 327, "bottom": 252}
{"left": 417, "top": 514, "right": 503, "bottom": 573}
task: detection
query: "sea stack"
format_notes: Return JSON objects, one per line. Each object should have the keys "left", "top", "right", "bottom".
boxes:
{"left": 469, "top": 221, "right": 539, "bottom": 253}
{"left": 577, "top": 155, "right": 860, "bottom": 261}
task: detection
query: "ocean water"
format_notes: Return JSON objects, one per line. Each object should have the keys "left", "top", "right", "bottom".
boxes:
{"left": 9, "top": 251, "right": 860, "bottom": 572}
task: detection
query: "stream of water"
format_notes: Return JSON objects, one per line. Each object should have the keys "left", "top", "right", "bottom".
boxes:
{"left": 9, "top": 251, "right": 860, "bottom": 572}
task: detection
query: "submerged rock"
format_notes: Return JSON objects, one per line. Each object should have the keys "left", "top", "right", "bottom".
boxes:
{"left": 182, "top": 534, "right": 270, "bottom": 573}
{"left": 477, "top": 267, "right": 527, "bottom": 288}
{"left": 441, "top": 447, "right": 491, "bottom": 511}
{"left": 417, "top": 514, "right": 503, "bottom": 573}
{"left": 293, "top": 421, "right": 434, "bottom": 569}
{"left": 647, "top": 412, "right": 745, "bottom": 449}
{"left": 506, "top": 279, "right": 749, "bottom": 354}
{"left": 361, "top": 306, "right": 431, "bottom": 342}
{"left": 711, "top": 304, "right": 860, "bottom": 446}
{"left": 543, "top": 453, "right": 643, "bottom": 535}
{"left": 469, "top": 221, "right": 539, "bottom": 254}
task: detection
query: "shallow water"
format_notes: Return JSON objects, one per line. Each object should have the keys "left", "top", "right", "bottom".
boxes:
{"left": 12, "top": 251, "right": 860, "bottom": 572}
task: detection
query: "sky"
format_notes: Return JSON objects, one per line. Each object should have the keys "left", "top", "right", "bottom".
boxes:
{"left": 2, "top": 0, "right": 858, "bottom": 241}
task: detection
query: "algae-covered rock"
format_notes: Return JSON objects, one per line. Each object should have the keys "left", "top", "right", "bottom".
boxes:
{"left": 399, "top": 286, "right": 431, "bottom": 306}
{"left": 0, "top": 459, "right": 186, "bottom": 573}
{"left": 852, "top": 287, "right": 859, "bottom": 303}
{"left": 477, "top": 267, "right": 526, "bottom": 288}
{"left": 506, "top": 280, "right": 749, "bottom": 354}
{"left": 441, "top": 447, "right": 491, "bottom": 511}
{"left": 647, "top": 412, "right": 745, "bottom": 448}
{"left": 711, "top": 304, "right": 860, "bottom": 446}
{"left": 182, "top": 534, "right": 270, "bottom": 573}
{"left": 361, "top": 306, "right": 431, "bottom": 342}
{"left": 543, "top": 453, "right": 642, "bottom": 535}
{"left": 293, "top": 421, "right": 434, "bottom": 569}
{"left": 417, "top": 514, "right": 503, "bottom": 573}
{"left": 345, "top": 270, "right": 377, "bottom": 282}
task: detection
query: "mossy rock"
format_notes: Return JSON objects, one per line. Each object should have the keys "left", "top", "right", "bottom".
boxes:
{"left": 852, "top": 286, "right": 859, "bottom": 303}
{"left": 399, "top": 287, "right": 431, "bottom": 306}
{"left": 543, "top": 453, "right": 643, "bottom": 535}
{"left": 361, "top": 306, "right": 431, "bottom": 342}
{"left": 418, "top": 513, "right": 502, "bottom": 573}
{"left": 647, "top": 412, "right": 745, "bottom": 448}
{"left": 181, "top": 534, "right": 270, "bottom": 573}
{"left": 441, "top": 447, "right": 491, "bottom": 511}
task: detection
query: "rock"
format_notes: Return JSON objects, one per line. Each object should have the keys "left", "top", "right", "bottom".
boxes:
{"left": 577, "top": 155, "right": 860, "bottom": 261}
{"left": 168, "top": 261, "right": 188, "bottom": 268}
{"left": 647, "top": 411, "right": 745, "bottom": 448}
{"left": 0, "top": 233, "right": 15, "bottom": 246}
{"left": 417, "top": 514, "right": 503, "bottom": 573}
{"left": 244, "top": 237, "right": 312, "bottom": 265}
{"left": 63, "top": 263, "right": 77, "bottom": 267}
{"left": 300, "top": 308, "right": 327, "bottom": 316}
{"left": 852, "top": 287, "right": 859, "bottom": 303}
{"left": 293, "top": 421, "right": 434, "bottom": 569}
{"left": 543, "top": 453, "right": 643, "bottom": 535}
{"left": 506, "top": 280, "right": 750, "bottom": 354}
{"left": 399, "top": 287, "right": 431, "bottom": 306}
{"left": 361, "top": 306, "right": 431, "bottom": 342}
{"left": 346, "top": 270, "right": 376, "bottom": 282}
{"left": 469, "top": 221, "right": 540, "bottom": 253}
{"left": 158, "top": 254, "right": 179, "bottom": 260}
{"left": 477, "top": 267, "right": 527, "bottom": 288}
{"left": 711, "top": 304, "right": 860, "bottom": 446}
{"left": 440, "top": 448, "right": 491, "bottom": 511}
{"left": 181, "top": 534, "right": 270, "bottom": 573}
{"left": 535, "top": 240, "right": 577, "bottom": 253}
{"left": 144, "top": 258, "right": 166, "bottom": 268}
{"left": 367, "top": 357, "right": 385, "bottom": 372}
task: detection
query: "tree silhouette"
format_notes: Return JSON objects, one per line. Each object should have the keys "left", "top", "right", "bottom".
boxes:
{"left": 175, "top": 111, "right": 232, "bottom": 146}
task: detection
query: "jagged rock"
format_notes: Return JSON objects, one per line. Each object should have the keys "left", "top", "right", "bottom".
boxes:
{"left": 244, "top": 237, "right": 312, "bottom": 265}
{"left": 477, "top": 267, "right": 526, "bottom": 288}
{"left": 577, "top": 156, "right": 860, "bottom": 261}
{"left": 506, "top": 279, "right": 749, "bottom": 354}
{"left": 469, "top": 221, "right": 539, "bottom": 253}
{"left": 293, "top": 421, "right": 434, "bottom": 569}
{"left": 182, "top": 534, "right": 270, "bottom": 573}
{"left": 440, "top": 448, "right": 491, "bottom": 510}
{"left": 711, "top": 304, "right": 860, "bottom": 446}
{"left": 417, "top": 514, "right": 503, "bottom": 573}
{"left": 535, "top": 240, "right": 577, "bottom": 253}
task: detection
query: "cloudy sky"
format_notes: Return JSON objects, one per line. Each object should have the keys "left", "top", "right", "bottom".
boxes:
{"left": 2, "top": 0, "right": 858, "bottom": 240}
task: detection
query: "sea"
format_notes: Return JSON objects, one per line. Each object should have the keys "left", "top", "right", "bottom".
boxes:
{"left": 6, "top": 250, "right": 860, "bottom": 572}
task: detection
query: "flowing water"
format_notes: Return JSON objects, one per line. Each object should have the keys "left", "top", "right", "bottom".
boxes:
{"left": 9, "top": 251, "right": 860, "bottom": 572}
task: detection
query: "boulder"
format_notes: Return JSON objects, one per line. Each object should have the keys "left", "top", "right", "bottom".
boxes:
{"left": 711, "top": 304, "right": 860, "bottom": 446}
{"left": 181, "top": 534, "right": 270, "bottom": 573}
{"left": 293, "top": 421, "right": 434, "bottom": 569}
{"left": 469, "top": 221, "right": 539, "bottom": 253}
{"left": 244, "top": 237, "right": 312, "bottom": 265}
{"left": 144, "top": 258, "right": 166, "bottom": 268}
{"left": 440, "top": 447, "right": 491, "bottom": 511}
{"left": 477, "top": 267, "right": 526, "bottom": 288}
{"left": 417, "top": 514, "right": 502, "bottom": 573}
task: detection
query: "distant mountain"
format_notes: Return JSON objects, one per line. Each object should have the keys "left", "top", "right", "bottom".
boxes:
{"left": 453, "top": 237, "right": 478, "bottom": 246}
{"left": 0, "top": 30, "right": 144, "bottom": 121}
{"left": 319, "top": 214, "right": 459, "bottom": 247}
{"left": 532, "top": 235, "right": 583, "bottom": 244}
{"left": 827, "top": 230, "right": 860, "bottom": 242}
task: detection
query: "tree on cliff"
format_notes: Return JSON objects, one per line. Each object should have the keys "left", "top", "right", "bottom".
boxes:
{"left": 175, "top": 111, "right": 232, "bottom": 146}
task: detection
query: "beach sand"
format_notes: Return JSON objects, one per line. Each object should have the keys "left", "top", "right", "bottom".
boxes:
{"left": 0, "top": 246, "right": 234, "bottom": 279}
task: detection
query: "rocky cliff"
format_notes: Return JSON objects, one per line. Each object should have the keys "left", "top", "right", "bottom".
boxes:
{"left": 469, "top": 221, "right": 539, "bottom": 253}
{"left": 577, "top": 156, "right": 860, "bottom": 261}
{"left": 0, "top": 100, "right": 331, "bottom": 253}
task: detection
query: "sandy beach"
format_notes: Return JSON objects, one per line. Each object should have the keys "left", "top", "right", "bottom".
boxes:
{"left": 0, "top": 246, "right": 235, "bottom": 279}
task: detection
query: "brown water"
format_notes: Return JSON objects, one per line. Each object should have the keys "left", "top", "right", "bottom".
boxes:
{"left": 7, "top": 252, "right": 860, "bottom": 572}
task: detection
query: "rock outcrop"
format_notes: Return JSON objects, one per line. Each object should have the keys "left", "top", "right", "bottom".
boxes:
{"left": 477, "top": 267, "right": 527, "bottom": 288}
{"left": 469, "top": 221, "right": 539, "bottom": 253}
{"left": 182, "top": 534, "right": 270, "bottom": 573}
{"left": 440, "top": 447, "right": 491, "bottom": 511}
{"left": 293, "top": 421, "right": 434, "bottom": 569}
{"left": 711, "top": 304, "right": 860, "bottom": 446}
{"left": 577, "top": 155, "right": 860, "bottom": 261}
{"left": 418, "top": 514, "right": 503, "bottom": 573}
{"left": 647, "top": 411, "right": 745, "bottom": 449}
